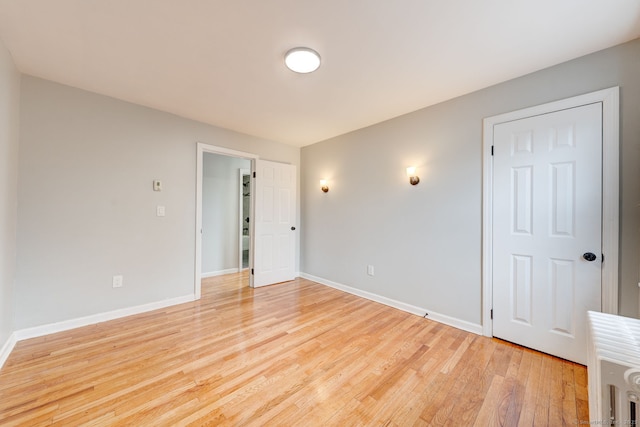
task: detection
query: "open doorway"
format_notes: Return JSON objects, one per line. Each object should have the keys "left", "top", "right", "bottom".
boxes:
{"left": 201, "top": 152, "right": 250, "bottom": 278}
{"left": 195, "top": 143, "right": 258, "bottom": 298}
{"left": 195, "top": 143, "right": 297, "bottom": 298}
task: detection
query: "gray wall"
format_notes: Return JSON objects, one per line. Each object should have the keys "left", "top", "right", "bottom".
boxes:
{"left": 301, "top": 39, "right": 640, "bottom": 324}
{"left": 202, "top": 153, "right": 250, "bottom": 274}
{"left": 0, "top": 41, "right": 20, "bottom": 344}
{"left": 16, "top": 76, "right": 299, "bottom": 330}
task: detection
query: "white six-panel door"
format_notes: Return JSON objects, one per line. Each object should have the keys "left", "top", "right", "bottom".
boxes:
{"left": 253, "top": 160, "right": 297, "bottom": 288}
{"left": 492, "top": 102, "right": 602, "bottom": 364}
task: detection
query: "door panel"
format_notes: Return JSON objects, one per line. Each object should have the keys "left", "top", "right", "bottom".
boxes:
{"left": 511, "top": 254, "right": 532, "bottom": 325}
{"left": 551, "top": 162, "right": 575, "bottom": 236}
{"left": 512, "top": 166, "right": 532, "bottom": 234}
{"left": 492, "top": 102, "right": 602, "bottom": 364}
{"left": 549, "top": 258, "right": 574, "bottom": 335}
{"left": 253, "top": 160, "right": 296, "bottom": 287}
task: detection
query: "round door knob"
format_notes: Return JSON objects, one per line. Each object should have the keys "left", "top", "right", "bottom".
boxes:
{"left": 291, "top": 226, "right": 296, "bottom": 231}
{"left": 583, "top": 252, "right": 597, "bottom": 262}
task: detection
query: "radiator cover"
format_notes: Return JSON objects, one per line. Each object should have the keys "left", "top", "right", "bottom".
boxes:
{"left": 587, "top": 310, "right": 640, "bottom": 425}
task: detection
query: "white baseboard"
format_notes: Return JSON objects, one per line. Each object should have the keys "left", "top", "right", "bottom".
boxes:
{"left": 14, "top": 294, "right": 196, "bottom": 341}
{"left": 202, "top": 268, "right": 239, "bottom": 278}
{"left": 299, "top": 272, "right": 483, "bottom": 335}
{"left": 0, "top": 332, "right": 17, "bottom": 370}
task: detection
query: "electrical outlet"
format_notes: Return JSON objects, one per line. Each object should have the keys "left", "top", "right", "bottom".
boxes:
{"left": 113, "top": 275, "right": 123, "bottom": 288}
{"left": 367, "top": 265, "right": 375, "bottom": 276}
{"left": 156, "top": 206, "right": 165, "bottom": 217}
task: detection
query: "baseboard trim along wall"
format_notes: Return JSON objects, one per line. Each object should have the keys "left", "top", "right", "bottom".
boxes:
{"left": 299, "top": 272, "right": 483, "bottom": 335}
{"left": 0, "top": 332, "right": 17, "bottom": 370}
{"left": 14, "top": 294, "right": 196, "bottom": 343}
{"left": 202, "top": 268, "right": 239, "bottom": 278}
{"left": 0, "top": 294, "right": 191, "bottom": 370}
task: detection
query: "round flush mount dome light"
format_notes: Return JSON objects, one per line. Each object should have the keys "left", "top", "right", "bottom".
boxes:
{"left": 284, "top": 47, "right": 321, "bottom": 73}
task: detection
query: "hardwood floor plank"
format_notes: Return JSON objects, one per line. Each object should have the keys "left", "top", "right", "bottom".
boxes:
{"left": 503, "top": 347, "right": 534, "bottom": 426}
{"left": 494, "top": 345, "right": 524, "bottom": 426}
{"left": 516, "top": 349, "right": 543, "bottom": 426}
{"left": 561, "top": 361, "right": 578, "bottom": 425}
{"left": 0, "top": 273, "right": 588, "bottom": 426}
{"left": 415, "top": 361, "right": 465, "bottom": 423}
{"left": 443, "top": 337, "right": 500, "bottom": 426}
{"left": 548, "top": 352, "right": 565, "bottom": 426}
{"left": 575, "top": 363, "right": 590, "bottom": 423}
{"left": 473, "top": 375, "right": 506, "bottom": 427}
{"left": 533, "top": 354, "right": 553, "bottom": 425}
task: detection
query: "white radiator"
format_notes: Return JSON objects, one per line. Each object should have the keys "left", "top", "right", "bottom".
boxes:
{"left": 587, "top": 311, "right": 640, "bottom": 425}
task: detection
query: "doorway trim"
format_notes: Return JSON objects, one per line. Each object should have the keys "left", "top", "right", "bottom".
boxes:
{"left": 195, "top": 142, "right": 259, "bottom": 299}
{"left": 481, "top": 87, "right": 619, "bottom": 336}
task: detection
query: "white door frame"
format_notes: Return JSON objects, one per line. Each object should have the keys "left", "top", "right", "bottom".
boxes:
{"left": 195, "top": 142, "right": 259, "bottom": 299}
{"left": 482, "top": 87, "right": 619, "bottom": 336}
{"left": 238, "top": 168, "right": 251, "bottom": 271}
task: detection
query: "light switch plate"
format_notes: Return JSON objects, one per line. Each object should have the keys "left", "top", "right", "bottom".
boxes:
{"left": 153, "top": 180, "right": 162, "bottom": 191}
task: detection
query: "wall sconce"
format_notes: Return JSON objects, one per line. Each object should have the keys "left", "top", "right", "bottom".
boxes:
{"left": 406, "top": 167, "right": 420, "bottom": 185}
{"left": 320, "top": 179, "right": 329, "bottom": 193}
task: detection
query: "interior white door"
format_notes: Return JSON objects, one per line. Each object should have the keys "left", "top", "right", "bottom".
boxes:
{"left": 253, "top": 160, "right": 296, "bottom": 288}
{"left": 492, "top": 102, "right": 602, "bottom": 364}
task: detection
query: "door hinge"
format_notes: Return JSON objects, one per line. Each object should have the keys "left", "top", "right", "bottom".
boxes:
{"left": 491, "top": 146, "right": 494, "bottom": 156}
{"left": 490, "top": 309, "right": 493, "bottom": 320}
{"left": 251, "top": 268, "right": 254, "bottom": 275}
{"left": 253, "top": 171, "right": 256, "bottom": 178}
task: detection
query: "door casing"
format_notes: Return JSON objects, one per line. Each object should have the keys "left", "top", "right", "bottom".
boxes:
{"left": 482, "top": 87, "right": 619, "bottom": 336}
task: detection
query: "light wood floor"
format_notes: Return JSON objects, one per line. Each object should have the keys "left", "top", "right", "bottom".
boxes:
{"left": 0, "top": 272, "right": 589, "bottom": 426}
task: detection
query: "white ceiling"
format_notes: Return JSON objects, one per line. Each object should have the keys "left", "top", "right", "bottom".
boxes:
{"left": 0, "top": 1, "right": 638, "bottom": 147}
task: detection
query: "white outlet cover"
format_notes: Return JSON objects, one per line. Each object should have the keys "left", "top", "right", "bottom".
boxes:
{"left": 156, "top": 206, "right": 166, "bottom": 217}
{"left": 112, "top": 275, "right": 123, "bottom": 288}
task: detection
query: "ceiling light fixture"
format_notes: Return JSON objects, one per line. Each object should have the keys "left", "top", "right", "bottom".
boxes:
{"left": 285, "top": 47, "right": 321, "bottom": 73}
